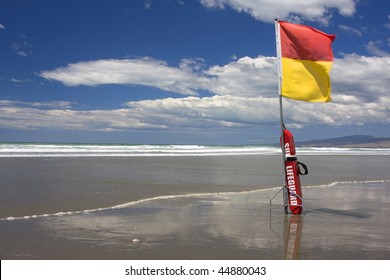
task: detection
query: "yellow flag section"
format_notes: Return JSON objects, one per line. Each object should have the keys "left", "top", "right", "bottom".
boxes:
{"left": 278, "top": 21, "right": 335, "bottom": 102}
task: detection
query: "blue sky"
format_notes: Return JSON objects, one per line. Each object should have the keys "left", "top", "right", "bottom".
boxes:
{"left": 0, "top": 0, "right": 389, "bottom": 144}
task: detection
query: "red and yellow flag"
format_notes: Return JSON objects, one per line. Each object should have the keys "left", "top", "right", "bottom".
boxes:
{"left": 277, "top": 21, "right": 335, "bottom": 102}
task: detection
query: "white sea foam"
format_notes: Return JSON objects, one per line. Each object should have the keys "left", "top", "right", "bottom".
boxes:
{"left": 1, "top": 143, "right": 390, "bottom": 157}
{"left": 2, "top": 180, "right": 388, "bottom": 222}
{"left": 0, "top": 143, "right": 280, "bottom": 157}
{"left": 304, "top": 179, "right": 390, "bottom": 189}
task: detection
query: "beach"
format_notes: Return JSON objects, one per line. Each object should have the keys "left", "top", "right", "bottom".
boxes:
{"left": 0, "top": 149, "right": 389, "bottom": 259}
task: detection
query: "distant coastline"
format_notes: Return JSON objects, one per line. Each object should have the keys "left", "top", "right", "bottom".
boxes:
{"left": 297, "top": 135, "right": 390, "bottom": 148}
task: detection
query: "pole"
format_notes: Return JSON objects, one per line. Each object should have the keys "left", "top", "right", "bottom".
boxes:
{"left": 279, "top": 96, "right": 288, "bottom": 214}
{"left": 275, "top": 19, "right": 289, "bottom": 214}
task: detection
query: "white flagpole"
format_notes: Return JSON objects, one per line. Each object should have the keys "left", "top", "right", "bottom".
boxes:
{"left": 275, "top": 19, "right": 288, "bottom": 214}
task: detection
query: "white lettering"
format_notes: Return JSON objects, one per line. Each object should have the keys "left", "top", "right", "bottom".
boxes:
{"left": 286, "top": 164, "right": 298, "bottom": 204}
{"left": 285, "top": 143, "right": 291, "bottom": 155}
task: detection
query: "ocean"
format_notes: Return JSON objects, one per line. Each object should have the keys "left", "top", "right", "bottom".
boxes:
{"left": 1, "top": 142, "right": 390, "bottom": 157}
{"left": 0, "top": 143, "right": 389, "bottom": 259}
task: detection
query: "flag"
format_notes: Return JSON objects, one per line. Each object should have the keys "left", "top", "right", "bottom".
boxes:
{"left": 277, "top": 20, "right": 335, "bottom": 102}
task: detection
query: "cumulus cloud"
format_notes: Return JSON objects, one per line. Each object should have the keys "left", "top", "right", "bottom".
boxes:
{"left": 206, "top": 56, "right": 277, "bottom": 97}
{"left": 332, "top": 55, "right": 390, "bottom": 100}
{"left": 284, "top": 95, "right": 390, "bottom": 127}
{"left": 40, "top": 57, "right": 209, "bottom": 96}
{"left": 40, "top": 56, "right": 278, "bottom": 97}
{"left": 125, "top": 96, "right": 279, "bottom": 128}
{"left": 0, "top": 100, "right": 74, "bottom": 109}
{"left": 1, "top": 93, "right": 389, "bottom": 132}
{"left": 199, "top": 0, "right": 356, "bottom": 24}
{"left": 41, "top": 55, "right": 390, "bottom": 101}
{"left": 12, "top": 54, "right": 390, "bottom": 132}
{"left": 122, "top": 94, "right": 390, "bottom": 130}
{"left": 0, "top": 97, "right": 278, "bottom": 131}
{"left": 0, "top": 101, "right": 165, "bottom": 131}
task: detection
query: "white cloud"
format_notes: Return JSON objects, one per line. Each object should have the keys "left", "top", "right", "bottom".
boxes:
{"left": 365, "top": 41, "right": 390, "bottom": 57}
{"left": 125, "top": 96, "right": 279, "bottom": 128}
{"left": 144, "top": 0, "right": 152, "bottom": 10}
{"left": 385, "top": 15, "right": 390, "bottom": 30}
{"left": 0, "top": 100, "right": 74, "bottom": 109}
{"left": 0, "top": 102, "right": 165, "bottom": 131}
{"left": 122, "top": 93, "right": 390, "bottom": 130}
{"left": 40, "top": 57, "right": 209, "bottom": 96}
{"left": 199, "top": 0, "right": 356, "bottom": 24}
{"left": 331, "top": 55, "right": 390, "bottom": 100}
{"left": 17, "top": 51, "right": 28, "bottom": 57}
{"left": 40, "top": 54, "right": 390, "bottom": 103}
{"left": 1, "top": 92, "right": 389, "bottom": 133}
{"left": 206, "top": 56, "right": 277, "bottom": 97}
{"left": 39, "top": 56, "right": 278, "bottom": 98}
{"left": 39, "top": 56, "right": 270, "bottom": 97}
{"left": 14, "top": 54, "right": 390, "bottom": 132}
{"left": 0, "top": 23, "right": 5, "bottom": 30}
{"left": 284, "top": 96, "right": 390, "bottom": 127}
{"left": 206, "top": 55, "right": 390, "bottom": 103}
{"left": 338, "top": 24, "right": 362, "bottom": 37}
{"left": 10, "top": 38, "right": 32, "bottom": 57}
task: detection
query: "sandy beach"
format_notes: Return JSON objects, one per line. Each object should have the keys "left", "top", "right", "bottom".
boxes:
{"left": 0, "top": 154, "right": 389, "bottom": 259}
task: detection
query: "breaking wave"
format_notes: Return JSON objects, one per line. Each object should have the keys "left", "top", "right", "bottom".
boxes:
{"left": 1, "top": 143, "right": 390, "bottom": 157}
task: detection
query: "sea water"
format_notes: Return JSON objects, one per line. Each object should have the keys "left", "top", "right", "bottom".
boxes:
{"left": 0, "top": 144, "right": 389, "bottom": 259}
{"left": 1, "top": 142, "right": 390, "bottom": 157}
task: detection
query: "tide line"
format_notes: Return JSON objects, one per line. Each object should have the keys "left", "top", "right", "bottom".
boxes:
{"left": 0, "top": 187, "right": 277, "bottom": 222}
{"left": 304, "top": 179, "right": 390, "bottom": 189}
{"left": 3, "top": 180, "right": 388, "bottom": 222}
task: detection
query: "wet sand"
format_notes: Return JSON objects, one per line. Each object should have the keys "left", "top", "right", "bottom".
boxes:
{"left": 0, "top": 155, "right": 389, "bottom": 259}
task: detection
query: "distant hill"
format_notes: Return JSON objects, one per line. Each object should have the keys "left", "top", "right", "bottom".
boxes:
{"left": 296, "top": 135, "right": 390, "bottom": 148}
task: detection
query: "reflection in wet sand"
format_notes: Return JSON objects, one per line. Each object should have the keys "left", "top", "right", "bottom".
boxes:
{"left": 284, "top": 215, "right": 303, "bottom": 260}
{"left": 0, "top": 181, "right": 389, "bottom": 259}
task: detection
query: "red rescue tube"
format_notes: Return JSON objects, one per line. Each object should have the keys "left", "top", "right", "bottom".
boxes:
{"left": 285, "top": 159, "right": 303, "bottom": 214}
{"left": 281, "top": 129, "right": 296, "bottom": 156}
{"left": 281, "top": 129, "right": 303, "bottom": 214}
